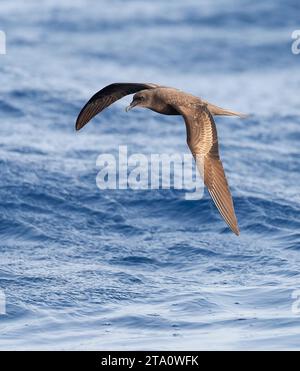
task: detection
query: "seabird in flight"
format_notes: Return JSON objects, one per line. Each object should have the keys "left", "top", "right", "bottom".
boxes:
{"left": 76, "top": 83, "right": 246, "bottom": 235}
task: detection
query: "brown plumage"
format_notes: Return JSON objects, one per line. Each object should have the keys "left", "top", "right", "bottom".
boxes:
{"left": 76, "top": 83, "right": 160, "bottom": 131}
{"left": 76, "top": 83, "right": 245, "bottom": 235}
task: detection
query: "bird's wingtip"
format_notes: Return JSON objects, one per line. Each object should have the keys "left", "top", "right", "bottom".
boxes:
{"left": 75, "top": 118, "right": 84, "bottom": 131}
{"left": 233, "top": 226, "right": 240, "bottom": 236}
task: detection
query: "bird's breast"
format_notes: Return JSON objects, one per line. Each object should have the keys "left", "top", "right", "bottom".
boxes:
{"left": 149, "top": 104, "right": 180, "bottom": 116}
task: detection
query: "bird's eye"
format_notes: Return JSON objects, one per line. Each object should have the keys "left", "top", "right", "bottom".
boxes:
{"left": 133, "top": 95, "right": 144, "bottom": 103}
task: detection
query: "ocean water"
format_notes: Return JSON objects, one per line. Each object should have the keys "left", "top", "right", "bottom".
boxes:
{"left": 1, "top": 0, "right": 300, "bottom": 350}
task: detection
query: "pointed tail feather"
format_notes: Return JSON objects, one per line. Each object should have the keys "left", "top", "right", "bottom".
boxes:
{"left": 206, "top": 102, "right": 247, "bottom": 118}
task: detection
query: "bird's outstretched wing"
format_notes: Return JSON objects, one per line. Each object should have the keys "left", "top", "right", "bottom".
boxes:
{"left": 182, "top": 104, "right": 240, "bottom": 235}
{"left": 76, "top": 83, "right": 159, "bottom": 130}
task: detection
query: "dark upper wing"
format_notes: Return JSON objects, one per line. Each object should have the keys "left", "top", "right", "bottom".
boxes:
{"left": 76, "top": 83, "right": 159, "bottom": 130}
{"left": 182, "top": 105, "right": 240, "bottom": 235}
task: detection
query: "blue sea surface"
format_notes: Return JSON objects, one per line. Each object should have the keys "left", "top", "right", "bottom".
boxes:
{"left": 1, "top": 0, "right": 300, "bottom": 350}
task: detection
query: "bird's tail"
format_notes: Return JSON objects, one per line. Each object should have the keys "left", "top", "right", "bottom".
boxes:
{"left": 206, "top": 102, "right": 247, "bottom": 118}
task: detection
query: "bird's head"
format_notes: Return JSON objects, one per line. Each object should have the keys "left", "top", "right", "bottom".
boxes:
{"left": 126, "top": 90, "right": 153, "bottom": 112}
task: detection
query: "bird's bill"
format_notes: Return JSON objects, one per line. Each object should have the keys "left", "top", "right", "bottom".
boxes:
{"left": 125, "top": 100, "right": 139, "bottom": 112}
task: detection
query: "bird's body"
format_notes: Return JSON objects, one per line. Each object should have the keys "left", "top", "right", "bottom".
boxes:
{"left": 142, "top": 88, "right": 182, "bottom": 115}
{"left": 76, "top": 83, "right": 246, "bottom": 236}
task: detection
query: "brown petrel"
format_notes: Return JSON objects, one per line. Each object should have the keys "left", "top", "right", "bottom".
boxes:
{"left": 76, "top": 83, "right": 246, "bottom": 235}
